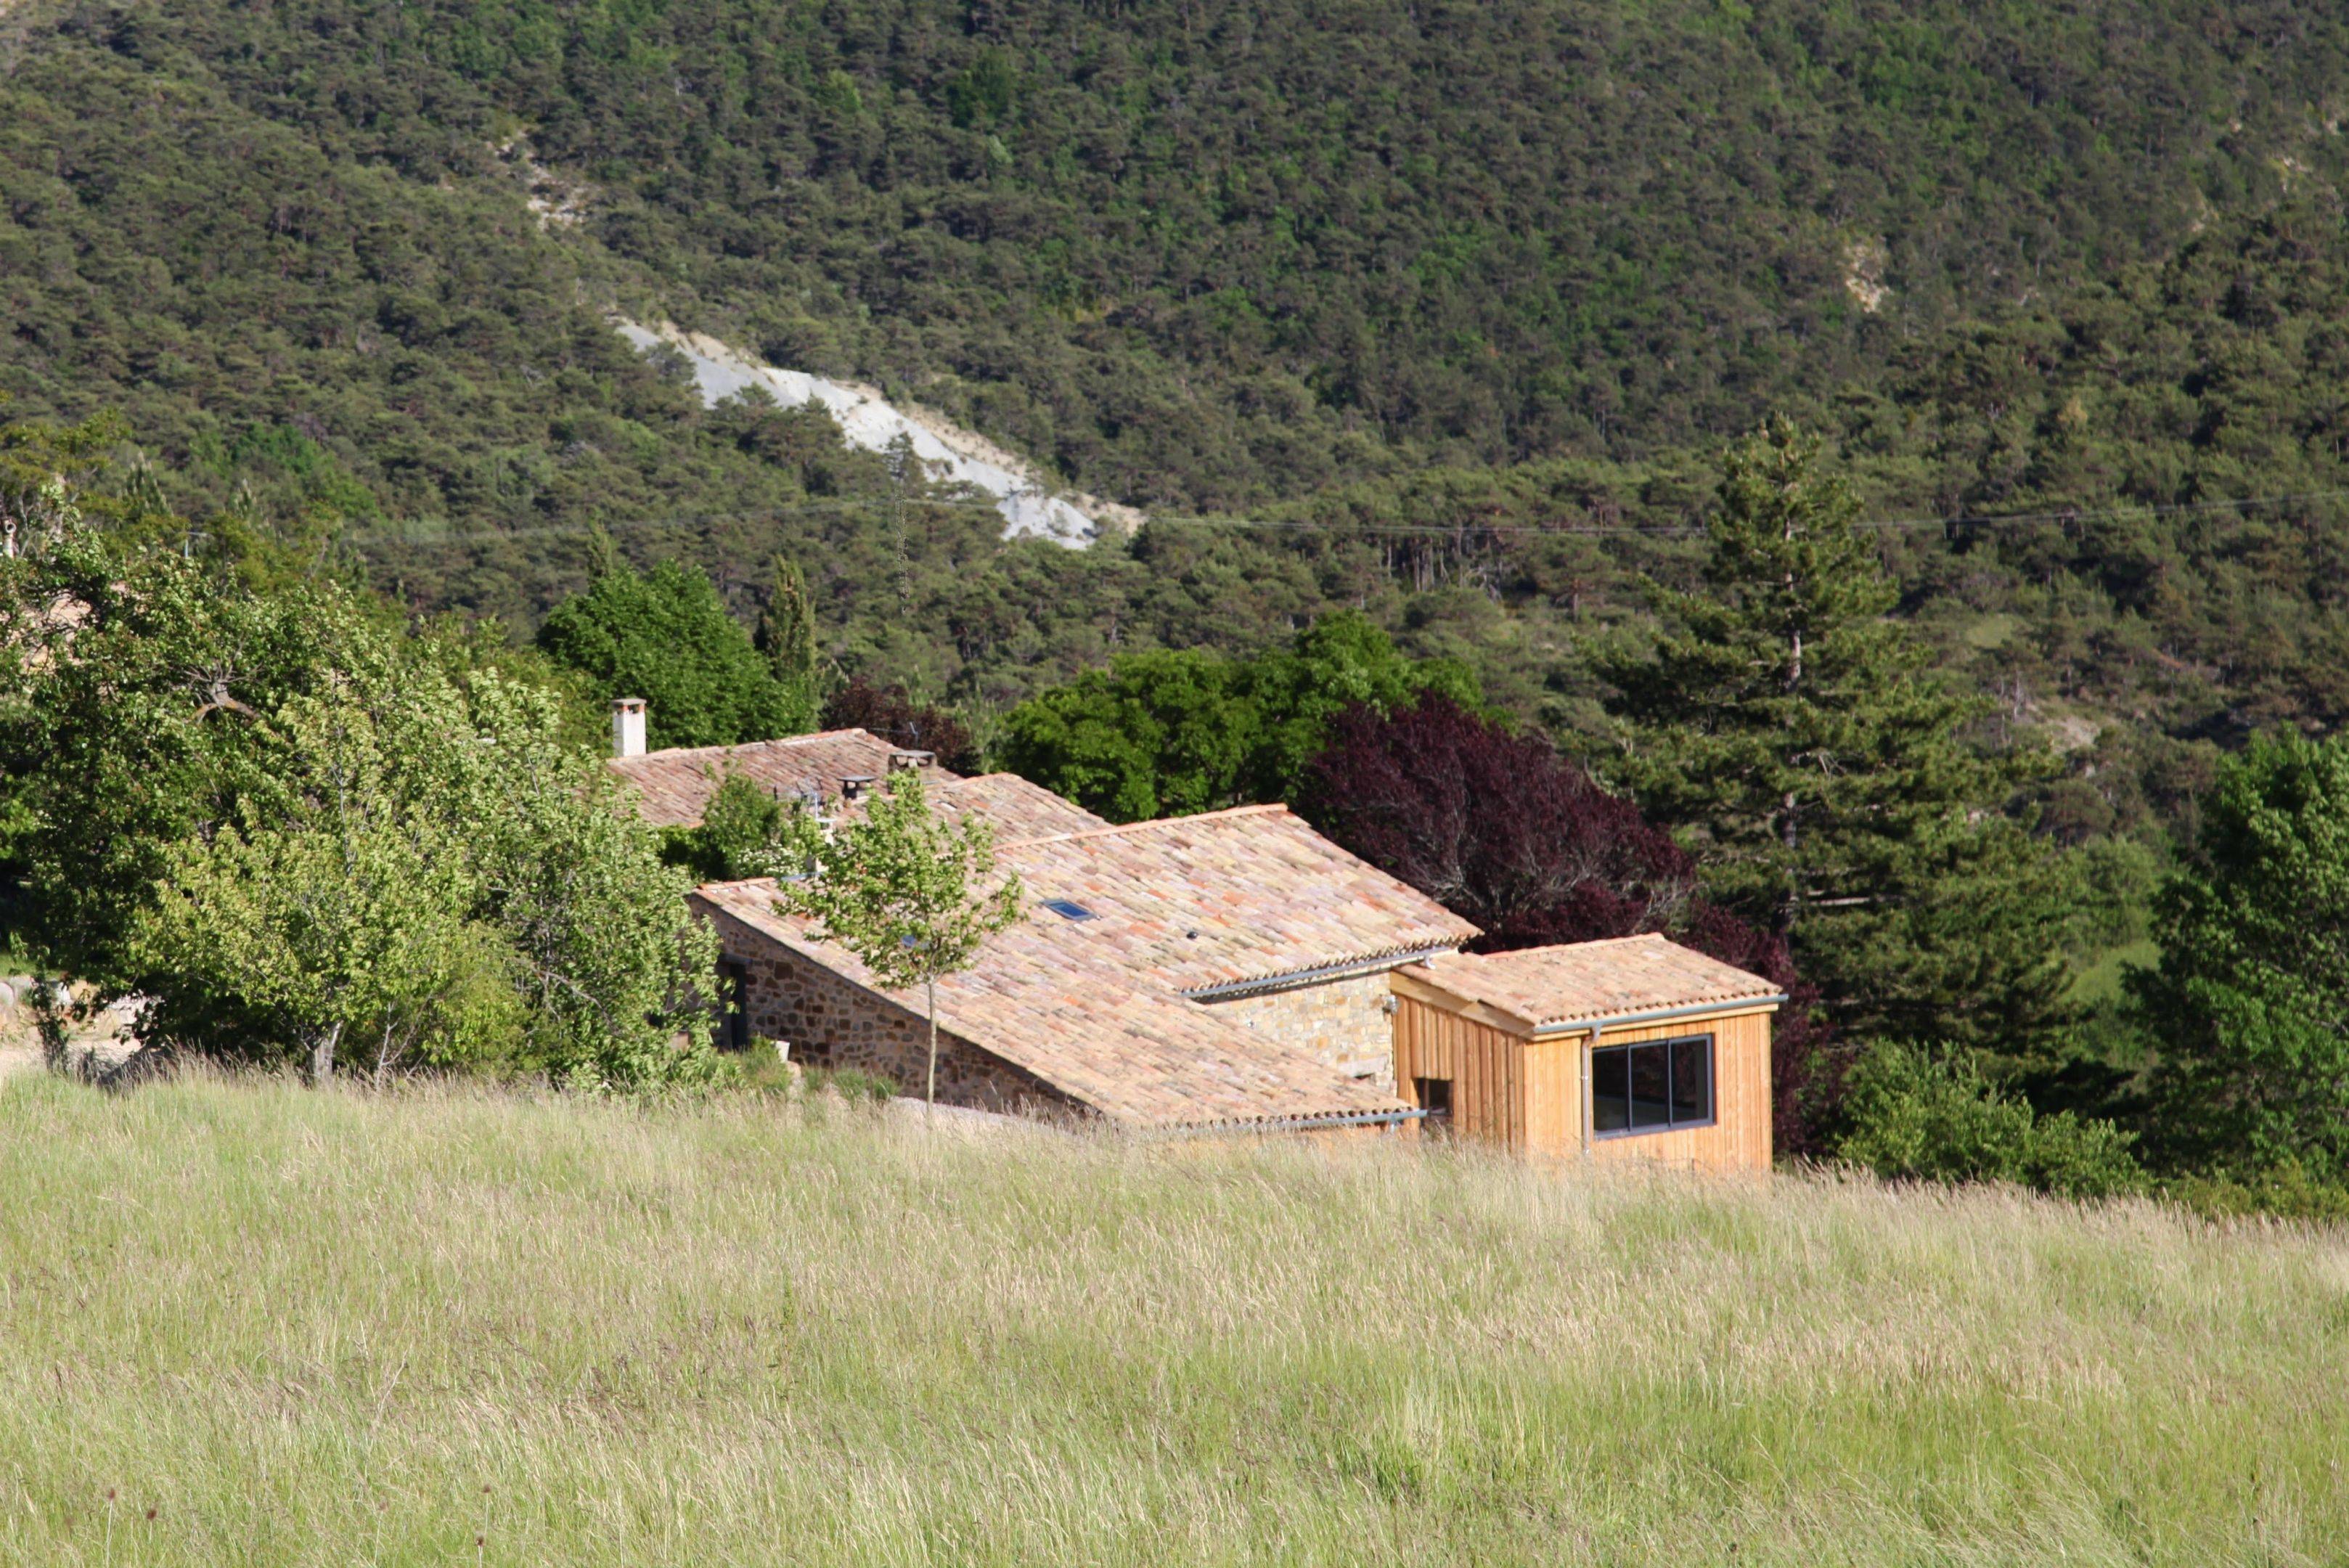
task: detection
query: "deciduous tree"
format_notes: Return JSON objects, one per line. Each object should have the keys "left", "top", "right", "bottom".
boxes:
{"left": 537, "top": 557, "right": 805, "bottom": 749}
{"left": 999, "top": 611, "right": 1476, "bottom": 822}
{"left": 774, "top": 769, "right": 1021, "bottom": 1105}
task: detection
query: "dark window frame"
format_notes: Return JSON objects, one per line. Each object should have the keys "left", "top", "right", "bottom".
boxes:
{"left": 1590, "top": 1033, "right": 1715, "bottom": 1139}
{"left": 1413, "top": 1076, "right": 1453, "bottom": 1127}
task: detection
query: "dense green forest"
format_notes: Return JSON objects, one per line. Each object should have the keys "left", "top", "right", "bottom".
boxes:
{"left": 4, "top": 0, "right": 2348, "bottom": 734}
{"left": 10, "top": 0, "right": 2349, "bottom": 998}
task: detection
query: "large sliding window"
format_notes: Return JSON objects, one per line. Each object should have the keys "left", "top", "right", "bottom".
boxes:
{"left": 1590, "top": 1034, "right": 1713, "bottom": 1136}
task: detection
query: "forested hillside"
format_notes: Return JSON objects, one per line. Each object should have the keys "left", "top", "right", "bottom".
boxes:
{"left": 9, "top": 1, "right": 2349, "bottom": 756}
{"left": 131, "top": 0, "right": 2349, "bottom": 500}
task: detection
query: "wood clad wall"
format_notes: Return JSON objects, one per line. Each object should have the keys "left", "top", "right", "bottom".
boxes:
{"left": 1391, "top": 986, "right": 1775, "bottom": 1172}
{"left": 1579, "top": 1010, "right": 1773, "bottom": 1174}
{"left": 1392, "top": 995, "right": 1525, "bottom": 1146}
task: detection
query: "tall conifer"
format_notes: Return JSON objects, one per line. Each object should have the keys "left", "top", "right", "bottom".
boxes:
{"left": 756, "top": 554, "right": 821, "bottom": 734}
{"left": 1598, "top": 419, "right": 2069, "bottom": 1060}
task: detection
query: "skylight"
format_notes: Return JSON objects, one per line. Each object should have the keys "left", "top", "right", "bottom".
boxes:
{"left": 1042, "top": 899, "right": 1098, "bottom": 922}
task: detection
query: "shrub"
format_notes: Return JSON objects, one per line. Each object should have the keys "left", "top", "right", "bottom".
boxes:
{"left": 1839, "top": 1043, "right": 2147, "bottom": 1199}
{"left": 2162, "top": 1162, "right": 2349, "bottom": 1225}
{"left": 822, "top": 677, "right": 979, "bottom": 772}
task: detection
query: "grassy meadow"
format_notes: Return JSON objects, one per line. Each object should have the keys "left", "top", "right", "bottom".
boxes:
{"left": 2, "top": 1070, "right": 2346, "bottom": 1567}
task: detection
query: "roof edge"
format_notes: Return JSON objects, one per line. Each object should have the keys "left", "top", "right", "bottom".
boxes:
{"left": 999, "top": 801, "right": 1291, "bottom": 849}
{"left": 1182, "top": 944, "right": 1465, "bottom": 1001}
{"left": 608, "top": 727, "right": 896, "bottom": 769}
{"left": 1527, "top": 995, "right": 1788, "bottom": 1039}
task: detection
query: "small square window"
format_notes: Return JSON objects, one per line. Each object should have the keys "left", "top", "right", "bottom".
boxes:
{"left": 1042, "top": 899, "right": 1097, "bottom": 921}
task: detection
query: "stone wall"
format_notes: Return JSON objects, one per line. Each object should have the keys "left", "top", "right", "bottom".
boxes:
{"left": 1204, "top": 970, "right": 1398, "bottom": 1088}
{"left": 700, "top": 905, "right": 1073, "bottom": 1116}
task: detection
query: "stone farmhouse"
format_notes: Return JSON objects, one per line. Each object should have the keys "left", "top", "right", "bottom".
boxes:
{"left": 609, "top": 703, "right": 1786, "bottom": 1169}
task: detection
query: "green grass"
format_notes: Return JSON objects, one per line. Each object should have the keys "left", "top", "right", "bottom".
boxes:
{"left": 3, "top": 1071, "right": 2346, "bottom": 1566}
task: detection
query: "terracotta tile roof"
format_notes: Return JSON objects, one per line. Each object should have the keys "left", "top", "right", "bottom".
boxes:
{"left": 1408, "top": 935, "right": 1784, "bottom": 1034}
{"left": 695, "top": 879, "right": 1410, "bottom": 1129}
{"left": 609, "top": 729, "right": 954, "bottom": 828}
{"left": 920, "top": 774, "right": 1111, "bottom": 841}
{"left": 997, "top": 805, "right": 1480, "bottom": 993}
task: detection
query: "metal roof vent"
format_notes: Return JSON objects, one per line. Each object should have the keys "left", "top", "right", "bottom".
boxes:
{"left": 1042, "top": 899, "right": 1098, "bottom": 922}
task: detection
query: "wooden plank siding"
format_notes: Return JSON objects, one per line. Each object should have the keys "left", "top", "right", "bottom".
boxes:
{"left": 1389, "top": 987, "right": 1775, "bottom": 1173}
{"left": 1392, "top": 993, "right": 1523, "bottom": 1143}
{"left": 1580, "top": 1008, "right": 1773, "bottom": 1174}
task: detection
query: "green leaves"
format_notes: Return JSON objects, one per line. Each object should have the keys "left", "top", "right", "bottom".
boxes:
{"left": 756, "top": 555, "right": 822, "bottom": 733}
{"left": 775, "top": 769, "right": 1020, "bottom": 995}
{"left": 5, "top": 542, "right": 722, "bottom": 1088}
{"left": 537, "top": 557, "right": 812, "bottom": 750}
{"left": 132, "top": 685, "right": 520, "bottom": 1082}
{"left": 1838, "top": 1042, "right": 2146, "bottom": 1199}
{"left": 997, "top": 611, "right": 1476, "bottom": 822}
{"left": 2136, "top": 730, "right": 2349, "bottom": 1179}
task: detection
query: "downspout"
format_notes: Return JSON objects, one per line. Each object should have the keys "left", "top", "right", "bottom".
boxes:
{"left": 1580, "top": 1026, "right": 1596, "bottom": 1158}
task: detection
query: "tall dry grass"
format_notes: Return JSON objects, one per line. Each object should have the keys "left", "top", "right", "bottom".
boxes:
{"left": 1, "top": 1069, "right": 2345, "bottom": 1566}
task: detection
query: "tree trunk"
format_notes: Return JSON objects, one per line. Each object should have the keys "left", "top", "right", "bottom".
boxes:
{"left": 1779, "top": 789, "right": 1800, "bottom": 939}
{"left": 311, "top": 1021, "right": 340, "bottom": 1087}
{"left": 925, "top": 975, "right": 939, "bottom": 1111}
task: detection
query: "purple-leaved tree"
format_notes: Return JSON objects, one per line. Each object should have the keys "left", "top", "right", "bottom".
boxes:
{"left": 1299, "top": 695, "right": 1846, "bottom": 1156}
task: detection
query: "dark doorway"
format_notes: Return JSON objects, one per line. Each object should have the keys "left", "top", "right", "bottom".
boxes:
{"left": 719, "top": 959, "right": 751, "bottom": 1052}
{"left": 1413, "top": 1076, "right": 1454, "bottom": 1132}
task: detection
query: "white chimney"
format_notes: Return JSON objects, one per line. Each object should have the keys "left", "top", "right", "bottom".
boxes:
{"left": 611, "top": 698, "right": 647, "bottom": 759}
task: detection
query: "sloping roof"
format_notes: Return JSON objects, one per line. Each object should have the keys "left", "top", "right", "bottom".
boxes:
{"left": 1407, "top": 935, "right": 1784, "bottom": 1034}
{"left": 695, "top": 879, "right": 1410, "bottom": 1129}
{"left": 609, "top": 729, "right": 951, "bottom": 828}
{"left": 997, "top": 805, "right": 1479, "bottom": 993}
{"left": 923, "top": 774, "right": 1111, "bottom": 841}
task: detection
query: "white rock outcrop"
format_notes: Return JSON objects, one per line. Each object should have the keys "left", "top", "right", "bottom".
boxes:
{"left": 617, "top": 320, "right": 1136, "bottom": 547}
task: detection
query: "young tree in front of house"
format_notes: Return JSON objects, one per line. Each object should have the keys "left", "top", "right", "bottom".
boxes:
{"left": 2133, "top": 730, "right": 2349, "bottom": 1182}
{"left": 773, "top": 769, "right": 1021, "bottom": 1105}
{"left": 536, "top": 554, "right": 806, "bottom": 748}
{"left": 1596, "top": 419, "right": 2070, "bottom": 1062}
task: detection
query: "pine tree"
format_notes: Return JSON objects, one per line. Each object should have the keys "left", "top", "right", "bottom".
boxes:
{"left": 756, "top": 554, "right": 821, "bottom": 734}
{"left": 1596, "top": 419, "right": 2069, "bottom": 1061}
{"left": 2133, "top": 730, "right": 2349, "bottom": 1180}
